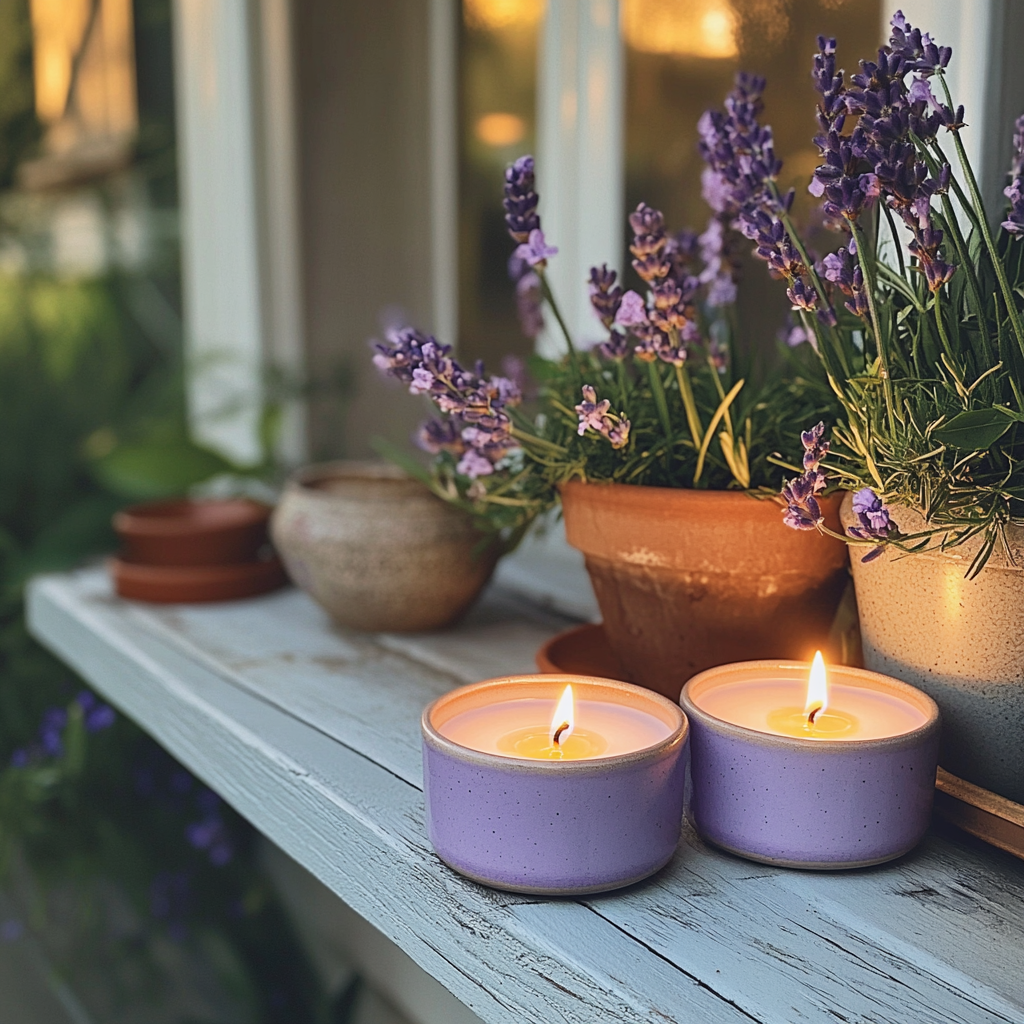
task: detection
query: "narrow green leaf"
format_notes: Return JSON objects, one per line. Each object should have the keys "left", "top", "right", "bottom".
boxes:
{"left": 932, "top": 408, "right": 1013, "bottom": 450}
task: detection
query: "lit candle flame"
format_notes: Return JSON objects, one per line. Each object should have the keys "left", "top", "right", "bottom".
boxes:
{"left": 804, "top": 651, "right": 828, "bottom": 725}
{"left": 550, "top": 684, "right": 575, "bottom": 747}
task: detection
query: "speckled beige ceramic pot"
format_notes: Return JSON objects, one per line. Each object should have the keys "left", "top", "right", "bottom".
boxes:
{"left": 842, "top": 492, "right": 1024, "bottom": 803}
{"left": 271, "top": 462, "right": 498, "bottom": 632}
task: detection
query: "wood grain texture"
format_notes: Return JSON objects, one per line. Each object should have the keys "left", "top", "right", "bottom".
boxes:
{"left": 27, "top": 569, "right": 1024, "bottom": 1024}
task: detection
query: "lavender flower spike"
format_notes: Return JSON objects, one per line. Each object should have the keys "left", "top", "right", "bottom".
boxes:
{"left": 801, "top": 421, "right": 830, "bottom": 471}
{"left": 781, "top": 471, "right": 826, "bottom": 530}
{"left": 846, "top": 487, "right": 897, "bottom": 562}
{"left": 1003, "top": 114, "right": 1024, "bottom": 237}
{"left": 503, "top": 156, "right": 541, "bottom": 243}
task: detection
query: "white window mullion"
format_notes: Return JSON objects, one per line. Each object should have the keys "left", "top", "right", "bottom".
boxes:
{"left": 536, "top": 0, "right": 623, "bottom": 356}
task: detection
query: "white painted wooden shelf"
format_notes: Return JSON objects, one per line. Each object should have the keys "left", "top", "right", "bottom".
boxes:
{"left": 27, "top": 568, "right": 1024, "bottom": 1024}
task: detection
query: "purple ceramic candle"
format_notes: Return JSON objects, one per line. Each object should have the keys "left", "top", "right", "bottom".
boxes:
{"left": 422, "top": 674, "right": 688, "bottom": 894}
{"left": 680, "top": 660, "right": 940, "bottom": 869}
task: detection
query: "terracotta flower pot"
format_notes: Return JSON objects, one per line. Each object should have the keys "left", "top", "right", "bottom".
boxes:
{"left": 842, "top": 494, "right": 1024, "bottom": 803}
{"left": 114, "top": 498, "right": 272, "bottom": 566}
{"left": 271, "top": 461, "right": 498, "bottom": 632}
{"left": 560, "top": 481, "right": 849, "bottom": 701}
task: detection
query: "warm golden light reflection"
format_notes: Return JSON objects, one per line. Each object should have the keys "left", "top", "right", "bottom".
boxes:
{"left": 622, "top": 0, "right": 738, "bottom": 59}
{"left": 30, "top": 0, "right": 137, "bottom": 136}
{"left": 464, "top": 0, "right": 544, "bottom": 32}
{"left": 475, "top": 112, "right": 527, "bottom": 147}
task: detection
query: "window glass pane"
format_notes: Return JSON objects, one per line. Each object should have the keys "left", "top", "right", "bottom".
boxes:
{"left": 624, "top": 0, "right": 881, "bottom": 348}
{"left": 458, "top": 0, "right": 540, "bottom": 366}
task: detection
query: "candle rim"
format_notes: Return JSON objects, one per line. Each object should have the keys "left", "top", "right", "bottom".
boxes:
{"left": 681, "top": 660, "right": 940, "bottom": 750}
{"left": 423, "top": 674, "right": 688, "bottom": 770}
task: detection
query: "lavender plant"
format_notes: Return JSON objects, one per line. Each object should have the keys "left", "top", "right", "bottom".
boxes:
{"left": 373, "top": 156, "right": 836, "bottom": 545}
{"left": 757, "top": 11, "right": 1024, "bottom": 574}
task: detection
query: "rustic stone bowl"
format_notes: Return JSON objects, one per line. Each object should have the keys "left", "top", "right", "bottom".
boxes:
{"left": 271, "top": 461, "right": 498, "bottom": 632}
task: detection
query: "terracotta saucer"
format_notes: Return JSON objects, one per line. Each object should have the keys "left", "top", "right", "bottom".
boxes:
{"left": 113, "top": 499, "right": 272, "bottom": 566}
{"left": 535, "top": 623, "right": 629, "bottom": 681}
{"left": 111, "top": 556, "right": 288, "bottom": 604}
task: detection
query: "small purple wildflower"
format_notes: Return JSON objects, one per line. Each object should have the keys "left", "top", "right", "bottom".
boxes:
{"left": 846, "top": 487, "right": 897, "bottom": 561}
{"left": 503, "top": 155, "right": 541, "bottom": 242}
{"left": 0, "top": 919, "right": 24, "bottom": 942}
{"left": 574, "top": 386, "right": 630, "bottom": 449}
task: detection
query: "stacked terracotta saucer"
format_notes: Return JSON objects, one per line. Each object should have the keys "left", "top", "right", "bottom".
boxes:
{"left": 111, "top": 498, "right": 287, "bottom": 603}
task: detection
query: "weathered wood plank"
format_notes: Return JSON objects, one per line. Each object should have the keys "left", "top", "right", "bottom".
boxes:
{"left": 27, "top": 572, "right": 752, "bottom": 1024}
{"left": 26, "top": 569, "right": 1024, "bottom": 1024}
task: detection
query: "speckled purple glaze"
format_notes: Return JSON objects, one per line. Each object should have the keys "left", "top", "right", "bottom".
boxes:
{"left": 681, "top": 662, "right": 940, "bottom": 870}
{"left": 422, "top": 675, "right": 689, "bottom": 894}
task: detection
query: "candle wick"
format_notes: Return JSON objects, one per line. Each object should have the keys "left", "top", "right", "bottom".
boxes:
{"left": 807, "top": 705, "right": 822, "bottom": 726}
{"left": 553, "top": 722, "right": 569, "bottom": 746}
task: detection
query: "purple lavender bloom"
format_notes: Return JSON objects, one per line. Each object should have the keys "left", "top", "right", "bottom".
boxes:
{"left": 781, "top": 470, "right": 826, "bottom": 530}
{"left": 889, "top": 10, "right": 951, "bottom": 77}
{"left": 666, "top": 229, "right": 700, "bottom": 281}
{"left": 908, "top": 224, "right": 956, "bottom": 291}
{"left": 417, "top": 418, "right": 464, "bottom": 455}
{"left": 0, "top": 919, "right": 24, "bottom": 942}
{"left": 615, "top": 290, "right": 648, "bottom": 327}
{"left": 598, "top": 331, "right": 632, "bottom": 362}
{"left": 697, "top": 218, "right": 737, "bottom": 308}
{"left": 846, "top": 487, "right": 897, "bottom": 561}
{"left": 10, "top": 749, "right": 28, "bottom": 768}
{"left": 588, "top": 265, "right": 623, "bottom": 327}
{"left": 456, "top": 449, "right": 495, "bottom": 479}
{"left": 39, "top": 707, "right": 66, "bottom": 757}
{"left": 629, "top": 203, "right": 670, "bottom": 283}
{"left": 503, "top": 155, "right": 541, "bottom": 242}
{"left": 779, "top": 320, "right": 810, "bottom": 348}
{"left": 786, "top": 276, "right": 819, "bottom": 314}
{"left": 515, "top": 272, "right": 544, "bottom": 338}
{"left": 1002, "top": 115, "right": 1024, "bottom": 236}
{"left": 822, "top": 246, "right": 869, "bottom": 317}
{"left": 514, "top": 229, "right": 558, "bottom": 268}
{"left": 575, "top": 386, "right": 631, "bottom": 449}
{"left": 800, "top": 421, "right": 830, "bottom": 471}
{"left": 85, "top": 704, "right": 116, "bottom": 733}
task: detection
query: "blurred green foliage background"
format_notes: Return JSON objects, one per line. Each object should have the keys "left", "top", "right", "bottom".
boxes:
{"left": 0, "top": 1, "right": 336, "bottom": 1019}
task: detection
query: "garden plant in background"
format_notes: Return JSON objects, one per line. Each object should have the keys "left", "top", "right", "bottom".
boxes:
{"left": 699, "top": 10, "right": 1024, "bottom": 804}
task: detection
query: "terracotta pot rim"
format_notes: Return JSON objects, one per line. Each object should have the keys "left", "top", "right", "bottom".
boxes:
{"left": 113, "top": 498, "right": 270, "bottom": 538}
{"left": 561, "top": 479, "right": 782, "bottom": 503}
{"left": 681, "top": 660, "right": 941, "bottom": 752}
{"left": 422, "top": 674, "right": 688, "bottom": 774}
